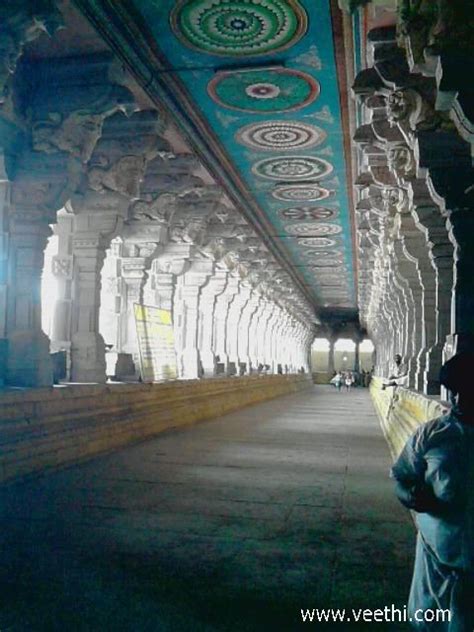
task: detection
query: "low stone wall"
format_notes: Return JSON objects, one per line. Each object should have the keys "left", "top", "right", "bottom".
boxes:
{"left": 0, "top": 374, "right": 312, "bottom": 484}
{"left": 312, "top": 371, "right": 332, "bottom": 384}
{"left": 370, "top": 377, "right": 448, "bottom": 459}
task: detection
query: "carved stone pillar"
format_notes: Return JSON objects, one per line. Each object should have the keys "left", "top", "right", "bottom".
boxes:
{"left": 213, "top": 275, "right": 239, "bottom": 375}
{"left": 410, "top": 216, "right": 452, "bottom": 392}
{"left": 445, "top": 210, "right": 474, "bottom": 356}
{"left": 248, "top": 296, "right": 265, "bottom": 371}
{"left": 117, "top": 255, "right": 147, "bottom": 372}
{"left": 6, "top": 209, "right": 53, "bottom": 386}
{"left": 271, "top": 308, "right": 285, "bottom": 373}
{"left": 198, "top": 269, "right": 228, "bottom": 377}
{"left": 175, "top": 256, "right": 213, "bottom": 380}
{"left": 265, "top": 307, "right": 281, "bottom": 374}
{"left": 256, "top": 299, "right": 273, "bottom": 372}
{"left": 226, "top": 282, "right": 251, "bottom": 376}
{"left": 70, "top": 214, "right": 121, "bottom": 383}
{"left": 354, "top": 340, "right": 360, "bottom": 373}
{"left": 237, "top": 291, "right": 259, "bottom": 375}
{"left": 328, "top": 336, "right": 336, "bottom": 375}
{"left": 49, "top": 214, "right": 74, "bottom": 366}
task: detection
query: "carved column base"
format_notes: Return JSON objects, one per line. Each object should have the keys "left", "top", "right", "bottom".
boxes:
{"left": 180, "top": 347, "right": 201, "bottom": 380}
{"left": 200, "top": 350, "right": 217, "bottom": 377}
{"left": 70, "top": 332, "right": 107, "bottom": 383}
{"left": 6, "top": 330, "right": 53, "bottom": 387}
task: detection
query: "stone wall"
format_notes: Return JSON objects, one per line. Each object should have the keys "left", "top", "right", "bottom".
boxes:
{"left": 312, "top": 371, "right": 332, "bottom": 384}
{"left": 0, "top": 374, "right": 311, "bottom": 484}
{"left": 370, "top": 377, "right": 448, "bottom": 459}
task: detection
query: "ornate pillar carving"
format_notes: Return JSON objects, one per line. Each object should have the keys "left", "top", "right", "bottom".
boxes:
{"left": 175, "top": 256, "right": 213, "bottom": 380}
{"left": 213, "top": 275, "right": 239, "bottom": 375}
{"left": 226, "top": 282, "right": 251, "bottom": 376}
{"left": 6, "top": 205, "right": 53, "bottom": 386}
{"left": 328, "top": 335, "right": 336, "bottom": 375}
{"left": 198, "top": 269, "right": 228, "bottom": 377}
{"left": 237, "top": 291, "right": 260, "bottom": 375}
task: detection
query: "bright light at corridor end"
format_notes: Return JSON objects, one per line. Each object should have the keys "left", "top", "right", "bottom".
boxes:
{"left": 312, "top": 338, "right": 374, "bottom": 352}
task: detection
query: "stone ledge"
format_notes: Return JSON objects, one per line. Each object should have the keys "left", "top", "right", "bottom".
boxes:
{"left": 370, "top": 377, "right": 449, "bottom": 459}
{"left": 0, "top": 374, "right": 312, "bottom": 484}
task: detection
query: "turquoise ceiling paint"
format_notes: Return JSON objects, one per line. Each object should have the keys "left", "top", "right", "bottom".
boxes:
{"left": 132, "top": 0, "right": 356, "bottom": 311}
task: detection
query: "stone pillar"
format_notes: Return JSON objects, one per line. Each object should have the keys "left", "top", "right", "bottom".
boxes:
{"left": 213, "top": 275, "right": 239, "bottom": 375}
{"left": 409, "top": 189, "right": 454, "bottom": 393}
{"left": 6, "top": 209, "right": 53, "bottom": 386}
{"left": 271, "top": 308, "right": 285, "bottom": 373}
{"left": 328, "top": 336, "right": 336, "bottom": 375}
{"left": 49, "top": 214, "right": 74, "bottom": 369}
{"left": 354, "top": 340, "right": 360, "bottom": 373}
{"left": 198, "top": 269, "right": 228, "bottom": 377}
{"left": 265, "top": 307, "right": 281, "bottom": 374}
{"left": 118, "top": 255, "right": 148, "bottom": 366}
{"left": 226, "top": 282, "right": 251, "bottom": 376}
{"left": 237, "top": 291, "right": 259, "bottom": 375}
{"left": 248, "top": 296, "right": 265, "bottom": 371}
{"left": 446, "top": 210, "right": 474, "bottom": 356}
{"left": 70, "top": 222, "right": 113, "bottom": 383}
{"left": 175, "top": 257, "right": 213, "bottom": 379}
{"left": 256, "top": 299, "right": 273, "bottom": 372}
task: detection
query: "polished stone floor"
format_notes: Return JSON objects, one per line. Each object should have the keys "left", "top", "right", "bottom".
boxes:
{"left": 0, "top": 386, "right": 415, "bottom": 631}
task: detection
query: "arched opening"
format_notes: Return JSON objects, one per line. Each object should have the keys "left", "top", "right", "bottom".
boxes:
{"left": 311, "top": 337, "right": 330, "bottom": 372}
{"left": 334, "top": 338, "right": 356, "bottom": 371}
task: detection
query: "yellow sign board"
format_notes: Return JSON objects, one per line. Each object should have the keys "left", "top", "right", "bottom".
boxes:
{"left": 134, "top": 304, "right": 178, "bottom": 381}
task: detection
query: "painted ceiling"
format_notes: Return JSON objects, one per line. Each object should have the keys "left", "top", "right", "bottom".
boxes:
{"left": 129, "top": 0, "right": 357, "bottom": 314}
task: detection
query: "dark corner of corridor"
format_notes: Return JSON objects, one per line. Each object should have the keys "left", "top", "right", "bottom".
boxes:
{"left": 1, "top": 0, "right": 474, "bottom": 630}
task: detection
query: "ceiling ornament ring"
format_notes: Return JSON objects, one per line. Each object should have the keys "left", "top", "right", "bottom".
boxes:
{"left": 307, "top": 257, "right": 344, "bottom": 266}
{"left": 272, "top": 184, "right": 334, "bottom": 202}
{"left": 252, "top": 156, "right": 333, "bottom": 181}
{"left": 171, "top": 0, "right": 307, "bottom": 57}
{"left": 278, "top": 207, "right": 338, "bottom": 221}
{"left": 301, "top": 249, "right": 343, "bottom": 260}
{"left": 284, "top": 223, "right": 342, "bottom": 236}
{"left": 208, "top": 68, "right": 320, "bottom": 113}
{"left": 296, "top": 237, "right": 337, "bottom": 248}
{"left": 236, "top": 121, "right": 327, "bottom": 152}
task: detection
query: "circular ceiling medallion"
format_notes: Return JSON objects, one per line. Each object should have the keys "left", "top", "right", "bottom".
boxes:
{"left": 171, "top": 0, "right": 307, "bottom": 57}
{"left": 306, "top": 256, "right": 345, "bottom": 266}
{"left": 297, "top": 237, "right": 337, "bottom": 248}
{"left": 252, "top": 156, "right": 333, "bottom": 181}
{"left": 284, "top": 223, "right": 342, "bottom": 236}
{"left": 272, "top": 184, "right": 333, "bottom": 202}
{"left": 278, "top": 207, "right": 338, "bottom": 221}
{"left": 236, "top": 121, "right": 327, "bottom": 152}
{"left": 208, "top": 68, "right": 320, "bottom": 113}
{"left": 301, "top": 249, "right": 343, "bottom": 260}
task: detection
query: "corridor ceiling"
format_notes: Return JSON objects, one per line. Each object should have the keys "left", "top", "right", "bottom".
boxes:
{"left": 75, "top": 0, "right": 358, "bottom": 321}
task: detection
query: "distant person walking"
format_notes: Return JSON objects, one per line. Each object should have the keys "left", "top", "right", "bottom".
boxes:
{"left": 330, "top": 371, "right": 343, "bottom": 391}
{"left": 391, "top": 352, "right": 474, "bottom": 630}
{"left": 344, "top": 372, "right": 353, "bottom": 392}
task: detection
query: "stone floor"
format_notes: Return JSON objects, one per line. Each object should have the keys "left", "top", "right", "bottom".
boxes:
{"left": 0, "top": 386, "right": 415, "bottom": 631}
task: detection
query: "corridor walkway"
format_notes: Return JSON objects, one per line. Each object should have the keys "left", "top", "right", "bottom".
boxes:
{"left": 0, "top": 386, "right": 415, "bottom": 631}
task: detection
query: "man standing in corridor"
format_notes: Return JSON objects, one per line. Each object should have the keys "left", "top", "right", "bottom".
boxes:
{"left": 391, "top": 352, "right": 474, "bottom": 630}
